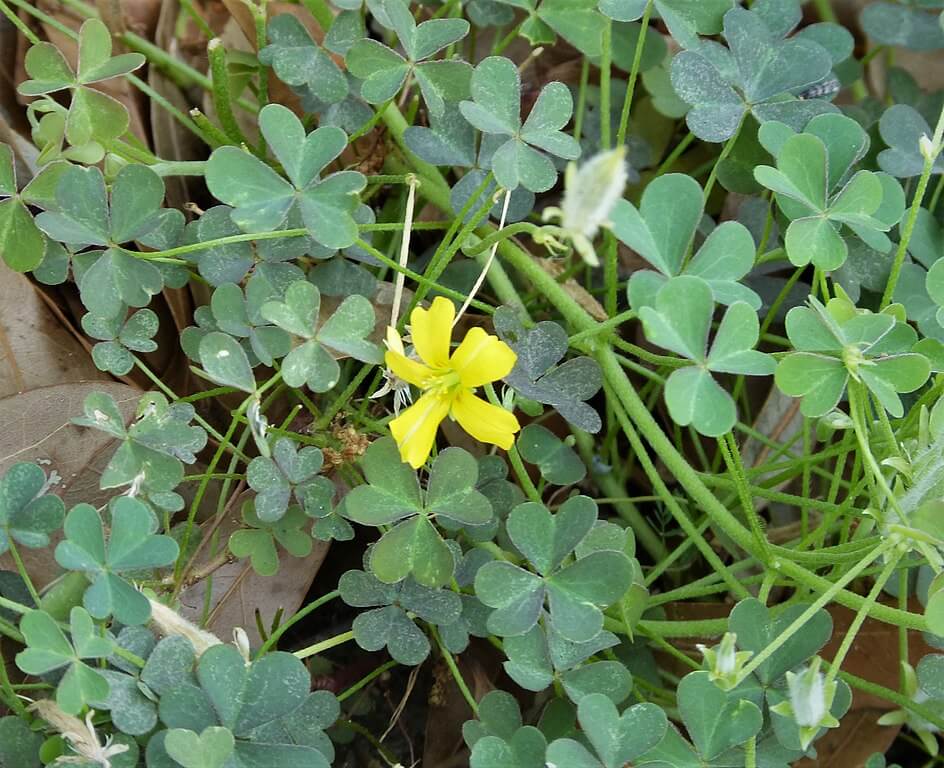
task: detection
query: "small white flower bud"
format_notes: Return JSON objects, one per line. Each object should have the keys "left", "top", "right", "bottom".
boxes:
{"left": 149, "top": 598, "right": 223, "bottom": 657}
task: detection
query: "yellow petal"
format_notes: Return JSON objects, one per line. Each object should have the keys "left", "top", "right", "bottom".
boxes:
{"left": 409, "top": 297, "right": 454, "bottom": 368}
{"left": 385, "top": 350, "right": 435, "bottom": 388}
{"left": 450, "top": 327, "right": 517, "bottom": 388}
{"left": 450, "top": 390, "right": 520, "bottom": 450}
{"left": 389, "top": 390, "right": 451, "bottom": 468}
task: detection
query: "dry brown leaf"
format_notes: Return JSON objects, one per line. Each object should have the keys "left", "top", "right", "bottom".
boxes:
{"left": 179, "top": 499, "right": 331, "bottom": 644}
{"left": 0, "top": 381, "right": 139, "bottom": 587}
{"left": 0, "top": 265, "right": 104, "bottom": 398}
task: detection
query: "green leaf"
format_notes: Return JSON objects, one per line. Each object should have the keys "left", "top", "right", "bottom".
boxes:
{"left": 546, "top": 551, "right": 632, "bottom": 641}
{"left": 67, "top": 85, "right": 132, "bottom": 147}
{"left": 370, "top": 516, "right": 454, "bottom": 586}
{"left": 259, "top": 15, "right": 348, "bottom": 105}
{"left": 206, "top": 105, "right": 364, "bottom": 249}
{"left": 561, "top": 661, "right": 633, "bottom": 705}
{"left": 460, "top": 56, "right": 579, "bottom": 192}
{"left": 160, "top": 643, "right": 311, "bottom": 736}
{"left": 247, "top": 437, "right": 324, "bottom": 522}
{"left": 516, "top": 424, "right": 585, "bottom": 485}
{"left": 0, "top": 462, "right": 64, "bottom": 556}
{"left": 164, "top": 727, "right": 235, "bottom": 768}
{"left": 470, "top": 727, "right": 547, "bottom": 768}
{"left": 670, "top": 4, "right": 836, "bottom": 142}
{"left": 55, "top": 498, "right": 179, "bottom": 625}
{"left": 861, "top": 2, "right": 944, "bottom": 51}
{"left": 425, "top": 447, "right": 494, "bottom": 526}
{"left": 638, "top": 276, "right": 712, "bottom": 360}
{"left": 729, "top": 598, "right": 833, "bottom": 685}
{"left": 16, "top": 607, "right": 112, "bottom": 714}
{"left": 775, "top": 353, "right": 846, "bottom": 417}
{"left": 547, "top": 694, "right": 667, "bottom": 768}
{"left": 75, "top": 19, "right": 145, "bottom": 84}
{"left": 0, "top": 144, "right": 46, "bottom": 272}
{"left": 345, "top": 438, "right": 421, "bottom": 524}
{"left": 610, "top": 174, "right": 703, "bottom": 278}
{"left": 495, "top": 308, "right": 602, "bottom": 433}
{"left": 677, "top": 671, "right": 763, "bottom": 760}
{"left": 475, "top": 560, "right": 546, "bottom": 637}
{"left": 506, "top": 495, "right": 597, "bottom": 576}
{"left": 199, "top": 332, "right": 257, "bottom": 393}
{"left": 663, "top": 366, "right": 736, "bottom": 438}
{"left": 0, "top": 716, "right": 43, "bottom": 768}
{"left": 228, "top": 501, "right": 312, "bottom": 576}
{"left": 880, "top": 104, "right": 944, "bottom": 178}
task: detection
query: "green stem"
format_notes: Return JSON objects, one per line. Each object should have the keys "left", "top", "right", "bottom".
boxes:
{"left": 655, "top": 131, "right": 695, "bottom": 176}
{"left": 718, "top": 433, "right": 772, "bottom": 564}
{"left": 600, "top": 19, "right": 613, "bottom": 149}
{"left": 7, "top": 539, "right": 41, "bottom": 607}
{"left": 294, "top": 629, "right": 355, "bottom": 659}
{"left": 432, "top": 626, "right": 478, "bottom": 715}
{"left": 0, "top": 0, "right": 39, "bottom": 44}
{"left": 745, "top": 736, "right": 757, "bottom": 768}
{"left": 338, "top": 660, "right": 398, "bottom": 702}
{"left": 702, "top": 114, "right": 745, "bottom": 203}
{"left": 615, "top": 0, "right": 653, "bottom": 147}
{"left": 255, "top": 590, "right": 340, "bottom": 657}
{"left": 732, "top": 539, "right": 893, "bottom": 687}
{"left": 825, "top": 550, "right": 902, "bottom": 686}
{"left": 208, "top": 38, "right": 249, "bottom": 145}
{"left": 881, "top": 101, "right": 944, "bottom": 308}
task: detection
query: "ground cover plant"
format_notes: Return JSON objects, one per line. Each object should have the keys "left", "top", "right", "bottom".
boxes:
{"left": 3, "top": 0, "right": 944, "bottom": 765}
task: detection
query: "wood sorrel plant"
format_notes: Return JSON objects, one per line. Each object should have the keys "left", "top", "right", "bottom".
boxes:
{"left": 3, "top": 0, "right": 944, "bottom": 765}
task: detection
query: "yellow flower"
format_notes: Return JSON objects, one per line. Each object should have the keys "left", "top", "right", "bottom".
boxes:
{"left": 385, "top": 296, "right": 520, "bottom": 468}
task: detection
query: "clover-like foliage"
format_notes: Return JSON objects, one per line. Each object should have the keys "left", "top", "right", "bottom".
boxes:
{"left": 0, "top": 716, "right": 43, "bottom": 768}
{"left": 0, "top": 144, "right": 50, "bottom": 272}
{"left": 34, "top": 163, "right": 178, "bottom": 318}
{"left": 754, "top": 115, "right": 905, "bottom": 270}
{"left": 181, "top": 281, "right": 292, "bottom": 367}
{"left": 861, "top": 1, "right": 944, "bottom": 51}
{"left": 155, "top": 643, "right": 335, "bottom": 766}
{"left": 247, "top": 437, "right": 330, "bottom": 522}
{"left": 670, "top": 2, "right": 851, "bottom": 141}
{"left": 610, "top": 173, "right": 762, "bottom": 310}
{"left": 546, "top": 693, "right": 667, "bottom": 768}
{"left": 55, "top": 497, "right": 180, "bottom": 625}
{"left": 404, "top": 105, "right": 535, "bottom": 222}
{"left": 879, "top": 104, "right": 944, "bottom": 178}
{"left": 638, "top": 276, "right": 775, "bottom": 437}
{"left": 260, "top": 279, "right": 383, "bottom": 391}
{"left": 344, "top": 438, "right": 492, "bottom": 586}
{"left": 83, "top": 308, "right": 159, "bottom": 376}
{"left": 491, "top": 0, "right": 607, "bottom": 56}
{"left": 459, "top": 56, "right": 580, "bottom": 192}
{"left": 474, "top": 495, "right": 632, "bottom": 641}
{"left": 205, "top": 104, "right": 366, "bottom": 249}
{"left": 0, "top": 462, "right": 64, "bottom": 558}
{"left": 517, "top": 424, "right": 586, "bottom": 486}
{"left": 346, "top": 0, "right": 471, "bottom": 115}
{"left": 228, "top": 499, "right": 313, "bottom": 576}
{"left": 17, "top": 19, "right": 144, "bottom": 147}
{"left": 260, "top": 15, "right": 348, "bottom": 106}
{"left": 340, "top": 568, "right": 462, "bottom": 664}
{"left": 776, "top": 295, "right": 931, "bottom": 418}
{"left": 640, "top": 671, "right": 764, "bottom": 764}
{"left": 494, "top": 308, "right": 603, "bottom": 433}
{"left": 74, "top": 391, "right": 208, "bottom": 508}
{"left": 16, "top": 607, "right": 113, "bottom": 715}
